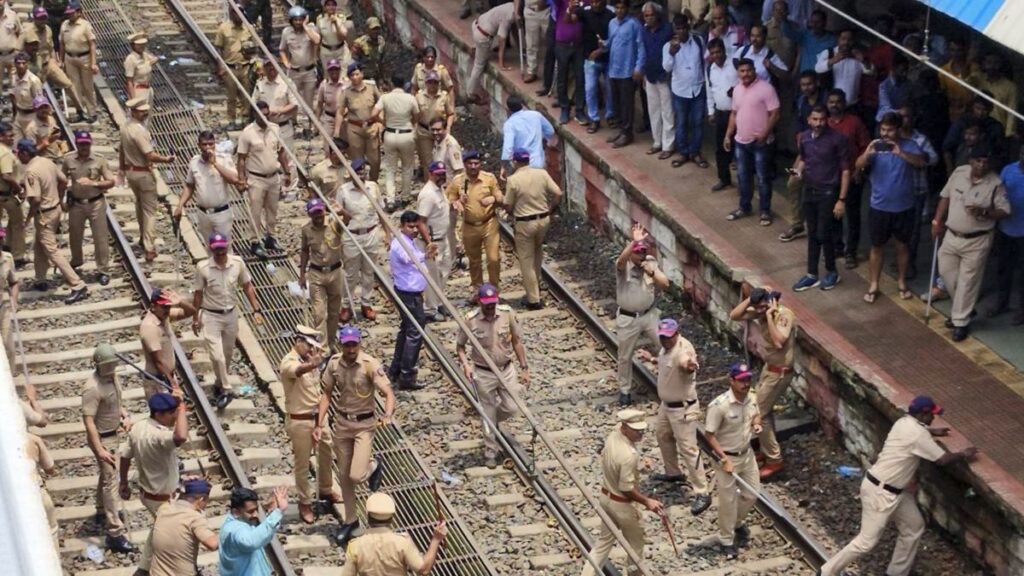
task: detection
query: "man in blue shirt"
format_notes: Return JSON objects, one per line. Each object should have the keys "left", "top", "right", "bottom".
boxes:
{"left": 219, "top": 486, "right": 288, "bottom": 576}
{"left": 603, "top": 0, "right": 643, "bottom": 146}
{"left": 782, "top": 9, "right": 834, "bottom": 73}
{"left": 389, "top": 210, "right": 435, "bottom": 390}
{"left": 662, "top": 13, "right": 706, "bottom": 167}
{"left": 993, "top": 146, "right": 1024, "bottom": 324}
{"left": 500, "top": 95, "right": 555, "bottom": 179}
{"left": 577, "top": 0, "right": 614, "bottom": 133}
{"left": 639, "top": 2, "right": 674, "bottom": 157}
{"left": 854, "top": 111, "right": 927, "bottom": 303}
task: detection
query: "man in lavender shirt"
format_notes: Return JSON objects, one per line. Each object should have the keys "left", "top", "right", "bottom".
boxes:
{"left": 388, "top": 210, "right": 437, "bottom": 390}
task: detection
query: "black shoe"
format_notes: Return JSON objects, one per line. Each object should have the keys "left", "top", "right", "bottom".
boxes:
{"left": 367, "top": 456, "right": 384, "bottom": 491}
{"left": 105, "top": 534, "right": 136, "bottom": 554}
{"left": 617, "top": 392, "right": 633, "bottom": 406}
{"left": 734, "top": 524, "right": 750, "bottom": 547}
{"left": 13, "top": 257, "right": 28, "bottom": 269}
{"left": 31, "top": 279, "right": 51, "bottom": 292}
{"left": 718, "top": 542, "right": 738, "bottom": 559}
{"left": 216, "top": 390, "right": 236, "bottom": 410}
{"left": 535, "top": 88, "right": 551, "bottom": 97}
{"left": 97, "top": 273, "right": 110, "bottom": 286}
{"left": 944, "top": 318, "right": 954, "bottom": 329}
{"left": 76, "top": 112, "right": 87, "bottom": 123}
{"left": 93, "top": 510, "right": 105, "bottom": 524}
{"left": 458, "top": 6, "right": 471, "bottom": 18}
{"left": 651, "top": 473, "right": 684, "bottom": 483}
{"left": 65, "top": 286, "right": 88, "bottom": 304}
{"left": 952, "top": 326, "right": 969, "bottom": 342}
{"left": 690, "top": 493, "right": 711, "bottom": 516}
{"left": 85, "top": 114, "right": 97, "bottom": 124}
{"left": 399, "top": 381, "right": 426, "bottom": 391}
{"left": 524, "top": 300, "right": 544, "bottom": 311}
{"left": 250, "top": 242, "right": 268, "bottom": 259}
{"left": 335, "top": 520, "right": 359, "bottom": 547}
{"left": 263, "top": 236, "right": 281, "bottom": 251}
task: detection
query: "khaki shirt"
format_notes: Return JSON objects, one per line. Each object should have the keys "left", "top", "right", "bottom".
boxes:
{"left": 24, "top": 155, "right": 65, "bottom": 211}
{"left": 432, "top": 134, "right": 464, "bottom": 173}
{"left": 149, "top": 500, "right": 215, "bottom": 576}
{"left": 379, "top": 89, "right": 419, "bottom": 130}
{"left": 352, "top": 34, "right": 385, "bottom": 76}
{"left": 60, "top": 18, "right": 96, "bottom": 54}
{"left": 615, "top": 258, "right": 657, "bottom": 313}
{"left": 26, "top": 115, "right": 66, "bottom": 160}
{"left": 184, "top": 154, "right": 231, "bottom": 209}
{"left": 25, "top": 433, "right": 54, "bottom": 485}
{"left": 140, "top": 311, "right": 175, "bottom": 376}
{"left": 309, "top": 158, "right": 345, "bottom": 196}
{"left": 317, "top": 79, "right": 347, "bottom": 115}
{"left": 0, "top": 143, "right": 16, "bottom": 193}
{"left": 81, "top": 372, "right": 123, "bottom": 434}
{"left": 317, "top": 13, "right": 349, "bottom": 48}
{"left": 756, "top": 305, "right": 796, "bottom": 367}
{"left": 414, "top": 90, "right": 452, "bottom": 135}
{"left": 302, "top": 221, "right": 341, "bottom": 267}
{"left": 280, "top": 24, "right": 319, "bottom": 69}
{"left": 12, "top": 71, "right": 43, "bottom": 112}
{"left": 656, "top": 337, "right": 698, "bottom": 404}
{"left": 63, "top": 152, "right": 114, "bottom": 201}
{"left": 280, "top": 349, "right": 322, "bottom": 414}
{"left": 120, "top": 119, "right": 154, "bottom": 169}
{"left": 412, "top": 62, "right": 453, "bottom": 93}
{"left": 705, "top": 389, "right": 759, "bottom": 453}
{"left": 477, "top": 3, "right": 516, "bottom": 38}
{"left": 341, "top": 527, "right": 424, "bottom": 575}
{"left": 505, "top": 166, "right": 560, "bottom": 218}
{"left": 0, "top": 6, "right": 21, "bottom": 52}
{"left": 124, "top": 51, "right": 156, "bottom": 85}
{"left": 445, "top": 171, "right": 502, "bottom": 225}
{"left": 32, "top": 24, "right": 55, "bottom": 61}
{"left": 867, "top": 415, "right": 945, "bottom": 489}
{"left": 120, "top": 418, "right": 179, "bottom": 494}
{"left": 338, "top": 82, "right": 381, "bottom": 123}
{"left": 457, "top": 305, "right": 521, "bottom": 368}
{"left": 195, "top": 255, "right": 250, "bottom": 311}
{"left": 213, "top": 21, "right": 251, "bottom": 65}
{"left": 0, "top": 252, "right": 14, "bottom": 305}
{"left": 253, "top": 76, "right": 299, "bottom": 124}
{"left": 940, "top": 166, "right": 1011, "bottom": 235}
{"left": 323, "top": 350, "right": 388, "bottom": 416}
{"left": 600, "top": 427, "right": 640, "bottom": 498}
{"left": 416, "top": 180, "right": 449, "bottom": 239}
{"left": 338, "top": 180, "right": 382, "bottom": 230}
{"left": 237, "top": 122, "right": 283, "bottom": 175}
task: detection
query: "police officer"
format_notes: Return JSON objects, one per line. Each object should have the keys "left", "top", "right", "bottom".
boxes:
{"left": 445, "top": 149, "right": 502, "bottom": 298}
{"left": 18, "top": 138, "right": 89, "bottom": 303}
{"left": 23, "top": 16, "right": 88, "bottom": 124}
{"left": 252, "top": 61, "right": 300, "bottom": 193}
{"left": 456, "top": 283, "right": 529, "bottom": 468}
{"left": 81, "top": 343, "right": 134, "bottom": 553}
{"left": 0, "top": 227, "right": 17, "bottom": 362}
{"left": 430, "top": 116, "right": 464, "bottom": 175}
{"left": 614, "top": 225, "right": 667, "bottom": 406}
{"left": 175, "top": 130, "right": 244, "bottom": 253}
{"left": 140, "top": 288, "right": 195, "bottom": 397}
{"left": 59, "top": 3, "right": 99, "bottom": 121}
{"left": 119, "top": 97, "right": 176, "bottom": 262}
{"left": 411, "top": 46, "right": 454, "bottom": 94}
{"left": 63, "top": 129, "right": 114, "bottom": 286}
{"left": 414, "top": 70, "right": 454, "bottom": 177}
{"left": 192, "top": 232, "right": 264, "bottom": 409}
{"left": 337, "top": 157, "right": 387, "bottom": 322}
{"left": 300, "top": 199, "right": 344, "bottom": 346}
{"left": 375, "top": 74, "right": 419, "bottom": 208}
{"left": 351, "top": 17, "right": 386, "bottom": 81}
{"left": 25, "top": 96, "right": 67, "bottom": 162}
{"left": 11, "top": 52, "right": 44, "bottom": 140}
{"left": 341, "top": 492, "right": 447, "bottom": 575}
{"left": 148, "top": 478, "right": 219, "bottom": 576}
{"left": 26, "top": 431, "right": 57, "bottom": 547}
{"left": 580, "top": 409, "right": 663, "bottom": 576}
{"left": 0, "top": 0, "right": 22, "bottom": 91}
{"left": 279, "top": 6, "right": 320, "bottom": 113}
{"left": 214, "top": 8, "right": 254, "bottom": 129}
{"left": 504, "top": 148, "right": 561, "bottom": 310}
{"left": 315, "top": 325, "right": 392, "bottom": 545}
{"left": 820, "top": 396, "right": 977, "bottom": 576}
{"left": 728, "top": 286, "right": 796, "bottom": 479}
{"left": 417, "top": 160, "right": 451, "bottom": 321}
{"left": 334, "top": 62, "right": 382, "bottom": 181}
{"left": 309, "top": 137, "right": 348, "bottom": 197}
{"left": 314, "top": 60, "right": 348, "bottom": 148}
{"left": 0, "top": 123, "right": 25, "bottom": 268}
{"left": 317, "top": 0, "right": 353, "bottom": 73}
{"left": 704, "top": 363, "right": 762, "bottom": 558}
{"left": 237, "top": 100, "right": 292, "bottom": 258}
{"left": 280, "top": 325, "right": 340, "bottom": 523}
{"left": 119, "top": 391, "right": 189, "bottom": 573}
{"left": 933, "top": 145, "right": 1011, "bottom": 342}
{"left": 124, "top": 32, "right": 157, "bottom": 104}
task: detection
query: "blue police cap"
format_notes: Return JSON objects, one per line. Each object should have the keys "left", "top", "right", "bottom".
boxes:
{"left": 511, "top": 148, "right": 530, "bottom": 163}
{"left": 182, "top": 478, "right": 212, "bottom": 495}
{"left": 148, "top": 392, "right": 179, "bottom": 412}
{"left": 337, "top": 325, "right": 361, "bottom": 343}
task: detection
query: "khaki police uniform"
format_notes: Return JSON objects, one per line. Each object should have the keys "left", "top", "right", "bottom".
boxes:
{"left": 412, "top": 62, "right": 454, "bottom": 94}
{"left": 414, "top": 89, "right": 454, "bottom": 175}
{"left": 352, "top": 33, "right": 385, "bottom": 80}
{"left": 120, "top": 417, "right": 180, "bottom": 571}
{"left": 457, "top": 304, "right": 523, "bottom": 454}
{"left": 315, "top": 78, "right": 348, "bottom": 148}
{"left": 467, "top": 3, "right": 516, "bottom": 97}
{"left": 445, "top": 171, "right": 502, "bottom": 291}
{"left": 752, "top": 305, "right": 796, "bottom": 463}
{"left": 432, "top": 134, "right": 464, "bottom": 255}
{"left": 12, "top": 70, "right": 44, "bottom": 139}
{"left": 614, "top": 258, "right": 661, "bottom": 395}
{"left": 820, "top": 415, "right": 946, "bottom": 576}
{"left": 279, "top": 23, "right": 319, "bottom": 109}
{"left": 337, "top": 179, "right": 384, "bottom": 308}
{"left": 0, "top": 5, "right": 22, "bottom": 90}
{"left": 139, "top": 310, "right": 175, "bottom": 398}
{"left": 582, "top": 423, "right": 645, "bottom": 576}
{"left": 26, "top": 114, "right": 68, "bottom": 161}
{"left": 317, "top": 12, "right": 353, "bottom": 71}
{"left": 0, "top": 251, "right": 15, "bottom": 361}
{"left": 184, "top": 153, "right": 234, "bottom": 250}
{"left": 25, "top": 432, "right": 57, "bottom": 546}
{"left": 337, "top": 81, "right": 382, "bottom": 180}
{"left": 253, "top": 75, "right": 299, "bottom": 185}
{"left": 416, "top": 179, "right": 451, "bottom": 316}
{"left": 81, "top": 371, "right": 126, "bottom": 538}
{"left": 323, "top": 350, "right": 389, "bottom": 522}
{"left": 25, "top": 155, "right": 85, "bottom": 289}
{"left": 280, "top": 349, "right": 335, "bottom": 504}
{"left": 523, "top": 0, "right": 550, "bottom": 79}
{"left": 124, "top": 49, "right": 157, "bottom": 105}
{"left": 194, "top": 255, "right": 251, "bottom": 393}
{"left": 654, "top": 336, "right": 707, "bottom": 494}
{"left": 302, "top": 221, "right": 344, "bottom": 342}
{"left": 706, "top": 389, "right": 760, "bottom": 546}
{"left": 120, "top": 116, "right": 160, "bottom": 256}
{"left": 148, "top": 500, "right": 216, "bottom": 576}
{"left": 309, "top": 157, "right": 345, "bottom": 198}
{"left": 341, "top": 527, "right": 425, "bottom": 575}
{"left": 378, "top": 88, "right": 419, "bottom": 204}
{"left": 25, "top": 27, "right": 85, "bottom": 116}
{"left": 0, "top": 142, "right": 25, "bottom": 261}
{"left": 505, "top": 166, "right": 560, "bottom": 305}
{"left": 60, "top": 16, "right": 98, "bottom": 115}
{"left": 938, "top": 165, "right": 1012, "bottom": 328}
{"left": 213, "top": 21, "right": 253, "bottom": 123}
{"left": 63, "top": 150, "right": 113, "bottom": 274}
{"left": 237, "top": 121, "right": 284, "bottom": 241}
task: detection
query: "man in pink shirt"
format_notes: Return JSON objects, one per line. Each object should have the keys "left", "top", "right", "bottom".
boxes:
{"left": 723, "top": 58, "right": 780, "bottom": 226}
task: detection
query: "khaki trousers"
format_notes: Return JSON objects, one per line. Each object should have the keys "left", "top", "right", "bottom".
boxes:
{"left": 69, "top": 197, "right": 109, "bottom": 273}
{"left": 462, "top": 218, "right": 500, "bottom": 291}
{"left": 127, "top": 170, "right": 159, "bottom": 254}
{"left": 938, "top": 231, "right": 993, "bottom": 328}
{"left": 655, "top": 401, "right": 708, "bottom": 494}
{"left": 755, "top": 368, "right": 793, "bottom": 462}
{"left": 0, "top": 194, "right": 25, "bottom": 259}
{"left": 320, "top": 45, "right": 353, "bottom": 74}
{"left": 580, "top": 495, "right": 644, "bottom": 576}
{"left": 615, "top": 308, "right": 659, "bottom": 394}
{"left": 43, "top": 59, "right": 86, "bottom": 113}
{"left": 65, "top": 54, "right": 96, "bottom": 114}
{"left": 715, "top": 450, "right": 759, "bottom": 545}
{"left": 514, "top": 216, "right": 549, "bottom": 304}
{"left": 286, "top": 416, "right": 335, "bottom": 504}
{"left": 344, "top": 124, "right": 381, "bottom": 181}
{"left": 224, "top": 68, "right": 247, "bottom": 122}
{"left": 523, "top": 6, "right": 550, "bottom": 77}
{"left": 138, "top": 495, "right": 169, "bottom": 571}
{"left": 247, "top": 173, "right": 281, "bottom": 240}
{"left": 13, "top": 111, "right": 34, "bottom": 141}
{"left": 415, "top": 132, "right": 433, "bottom": 176}
{"left": 466, "top": 29, "right": 492, "bottom": 98}
{"left": 342, "top": 229, "right": 382, "bottom": 307}
{"left": 821, "top": 479, "right": 925, "bottom": 576}
{"left": 332, "top": 419, "right": 375, "bottom": 522}
{"left": 475, "top": 363, "right": 520, "bottom": 453}
{"left": 309, "top": 266, "right": 343, "bottom": 343}
{"left": 34, "top": 208, "right": 84, "bottom": 288}
{"left": 289, "top": 68, "right": 318, "bottom": 110}
{"left": 280, "top": 122, "right": 298, "bottom": 186}
{"left": 95, "top": 434, "right": 126, "bottom": 537}
{"left": 196, "top": 208, "right": 234, "bottom": 255}
{"left": 202, "top": 308, "right": 238, "bottom": 391}
{"left": 383, "top": 130, "right": 416, "bottom": 203}
{"left": 423, "top": 235, "right": 452, "bottom": 315}
{"left": 42, "top": 487, "right": 58, "bottom": 547}
{"left": 1, "top": 301, "right": 12, "bottom": 364}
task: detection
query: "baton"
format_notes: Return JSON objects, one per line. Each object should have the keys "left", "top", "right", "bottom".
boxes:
{"left": 431, "top": 482, "right": 443, "bottom": 522}
{"left": 114, "top": 352, "right": 175, "bottom": 392}
{"left": 658, "top": 509, "right": 678, "bottom": 556}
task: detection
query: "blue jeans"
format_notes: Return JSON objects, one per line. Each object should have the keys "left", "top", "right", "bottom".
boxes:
{"left": 735, "top": 140, "right": 773, "bottom": 214}
{"left": 584, "top": 60, "right": 613, "bottom": 122}
{"left": 671, "top": 90, "right": 705, "bottom": 155}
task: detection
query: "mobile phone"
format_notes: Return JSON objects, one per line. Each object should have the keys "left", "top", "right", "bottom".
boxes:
{"left": 874, "top": 141, "right": 894, "bottom": 153}
{"left": 785, "top": 167, "right": 798, "bottom": 175}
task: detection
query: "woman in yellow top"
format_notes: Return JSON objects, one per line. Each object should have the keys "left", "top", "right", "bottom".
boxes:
{"left": 124, "top": 32, "right": 159, "bottom": 105}
{"left": 410, "top": 45, "right": 454, "bottom": 94}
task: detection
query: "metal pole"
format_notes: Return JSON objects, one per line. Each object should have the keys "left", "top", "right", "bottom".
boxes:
{"left": 925, "top": 237, "right": 939, "bottom": 322}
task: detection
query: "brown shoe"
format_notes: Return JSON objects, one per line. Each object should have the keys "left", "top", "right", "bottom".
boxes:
{"left": 612, "top": 135, "right": 633, "bottom": 148}
{"left": 759, "top": 460, "right": 784, "bottom": 480}
{"left": 318, "top": 490, "right": 343, "bottom": 503}
{"left": 144, "top": 251, "right": 157, "bottom": 263}
{"left": 361, "top": 305, "right": 377, "bottom": 321}
{"left": 523, "top": 73, "right": 537, "bottom": 83}
{"left": 339, "top": 307, "right": 353, "bottom": 323}
{"left": 298, "top": 502, "right": 314, "bottom": 524}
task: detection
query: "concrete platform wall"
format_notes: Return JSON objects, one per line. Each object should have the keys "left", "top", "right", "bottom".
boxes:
{"left": 371, "top": 0, "right": 1024, "bottom": 572}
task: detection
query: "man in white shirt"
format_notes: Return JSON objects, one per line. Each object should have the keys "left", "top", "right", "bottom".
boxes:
{"left": 661, "top": 14, "right": 706, "bottom": 168}
{"left": 706, "top": 37, "right": 737, "bottom": 192}
{"left": 814, "top": 28, "right": 873, "bottom": 108}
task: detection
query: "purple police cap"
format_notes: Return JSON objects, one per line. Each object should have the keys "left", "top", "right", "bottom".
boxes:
{"left": 657, "top": 318, "right": 678, "bottom": 337}
{"left": 337, "top": 325, "right": 361, "bottom": 344}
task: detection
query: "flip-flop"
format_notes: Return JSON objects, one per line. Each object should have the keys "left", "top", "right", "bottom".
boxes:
{"left": 727, "top": 209, "right": 749, "bottom": 221}
{"left": 898, "top": 287, "right": 914, "bottom": 300}
{"left": 671, "top": 155, "right": 690, "bottom": 168}
{"left": 863, "top": 290, "right": 880, "bottom": 304}
{"left": 693, "top": 156, "right": 710, "bottom": 168}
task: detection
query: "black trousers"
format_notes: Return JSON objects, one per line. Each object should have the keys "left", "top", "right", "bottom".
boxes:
{"left": 541, "top": 22, "right": 556, "bottom": 92}
{"left": 714, "top": 110, "right": 732, "bottom": 185}
{"left": 842, "top": 179, "right": 864, "bottom": 257}
{"left": 610, "top": 78, "right": 636, "bottom": 134}
{"left": 389, "top": 289, "right": 425, "bottom": 386}
{"left": 245, "top": 0, "right": 274, "bottom": 46}
{"left": 995, "top": 230, "right": 1024, "bottom": 309}
{"left": 804, "top": 186, "right": 839, "bottom": 276}
{"left": 554, "top": 41, "right": 584, "bottom": 113}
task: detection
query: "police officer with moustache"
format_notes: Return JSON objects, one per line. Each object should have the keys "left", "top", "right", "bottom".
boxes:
{"left": 315, "top": 325, "right": 392, "bottom": 546}
{"left": 300, "top": 199, "right": 344, "bottom": 347}
{"left": 148, "top": 478, "right": 219, "bottom": 576}
{"left": 59, "top": 3, "right": 99, "bottom": 121}
{"left": 119, "top": 97, "right": 176, "bottom": 262}
{"left": 317, "top": 0, "right": 353, "bottom": 72}
{"left": 503, "top": 148, "right": 561, "bottom": 310}
{"left": 175, "top": 130, "right": 245, "bottom": 254}
{"left": 11, "top": 51, "right": 44, "bottom": 140}
{"left": 237, "top": 100, "right": 292, "bottom": 258}
{"left": 252, "top": 62, "right": 300, "bottom": 193}
{"left": 314, "top": 61, "right": 348, "bottom": 149}
{"left": 341, "top": 492, "right": 447, "bottom": 575}
{"left": 279, "top": 6, "right": 321, "bottom": 114}
{"left": 139, "top": 288, "right": 196, "bottom": 397}
{"left": 414, "top": 70, "right": 454, "bottom": 178}
{"left": 63, "top": 130, "right": 115, "bottom": 286}
{"left": 336, "top": 157, "right": 388, "bottom": 322}
{"left": 445, "top": 150, "right": 502, "bottom": 299}
{"left": 417, "top": 160, "right": 451, "bottom": 322}
{"left": 25, "top": 96, "right": 67, "bottom": 162}
{"left": 213, "top": 7, "right": 254, "bottom": 130}
{"left": 456, "top": 283, "right": 529, "bottom": 469}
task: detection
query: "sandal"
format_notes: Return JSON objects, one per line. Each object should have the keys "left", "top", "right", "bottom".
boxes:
{"left": 671, "top": 154, "right": 690, "bottom": 168}
{"left": 898, "top": 286, "right": 913, "bottom": 300}
{"left": 759, "top": 213, "right": 773, "bottom": 226}
{"left": 693, "top": 155, "right": 710, "bottom": 169}
{"left": 657, "top": 150, "right": 674, "bottom": 160}
{"left": 726, "top": 209, "right": 749, "bottom": 221}
{"left": 863, "top": 290, "right": 880, "bottom": 304}
{"left": 646, "top": 146, "right": 661, "bottom": 155}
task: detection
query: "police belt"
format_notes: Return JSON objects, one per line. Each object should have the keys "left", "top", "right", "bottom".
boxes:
{"left": 664, "top": 398, "right": 697, "bottom": 408}
{"left": 202, "top": 306, "right": 236, "bottom": 314}
{"left": 16, "top": 107, "right": 35, "bottom": 115}
{"left": 141, "top": 491, "right": 172, "bottom": 502}
{"left": 40, "top": 204, "right": 60, "bottom": 213}
{"left": 126, "top": 165, "right": 151, "bottom": 172}
{"left": 515, "top": 211, "right": 549, "bottom": 223}
{"left": 600, "top": 488, "right": 630, "bottom": 503}
{"left": 474, "top": 21, "right": 494, "bottom": 39}
{"left": 248, "top": 170, "right": 281, "bottom": 179}
{"left": 765, "top": 364, "right": 792, "bottom": 374}
{"left": 134, "top": 82, "right": 150, "bottom": 88}
{"left": 309, "top": 261, "right": 342, "bottom": 272}
{"left": 337, "top": 410, "right": 374, "bottom": 422}
{"left": 289, "top": 412, "right": 317, "bottom": 421}
{"left": 73, "top": 194, "right": 105, "bottom": 204}
{"left": 431, "top": 235, "right": 446, "bottom": 242}
{"left": 290, "top": 63, "right": 316, "bottom": 72}
{"left": 945, "top": 227, "right": 991, "bottom": 240}
{"left": 198, "top": 204, "right": 230, "bottom": 215}
{"left": 66, "top": 50, "right": 89, "bottom": 58}
{"left": 276, "top": 118, "right": 293, "bottom": 127}
{"left": 350, "top": 223, "right": 377, "bottom": 235}
{"left": 474, "top": 361, "right": 510, "bottom": 373}
{"left": 384, "top": 127, "right": 413, "bottom": 134}
{"left": 0, "top": 48, "right": 14, "bottom": 56}
{"left": 464, "top": 213, "right": 495, "bottom": 226}
{"left": 866, "top": 471, "right": 902, "bottom": 495}
{"left": 723, "top": 447, "right": 749, "bottom": 457}
{"left": 617, "top": 306, "right": 652, "bottom": 319}
{"left": 98, "top": 429, "right": 119, "bottom": 438}
{"left": 321, "top": 41, "right": 345, "bottom": 50}
{"left": 323, "top": 110, "right": 337, "bottom": 117}
{"left": 346, "top": 118, "right": 370, "bottom": 127}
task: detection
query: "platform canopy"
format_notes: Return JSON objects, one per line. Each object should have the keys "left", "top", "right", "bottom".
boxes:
{"left": 917, "top": 0, "right": 1024, "bottom": 56}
